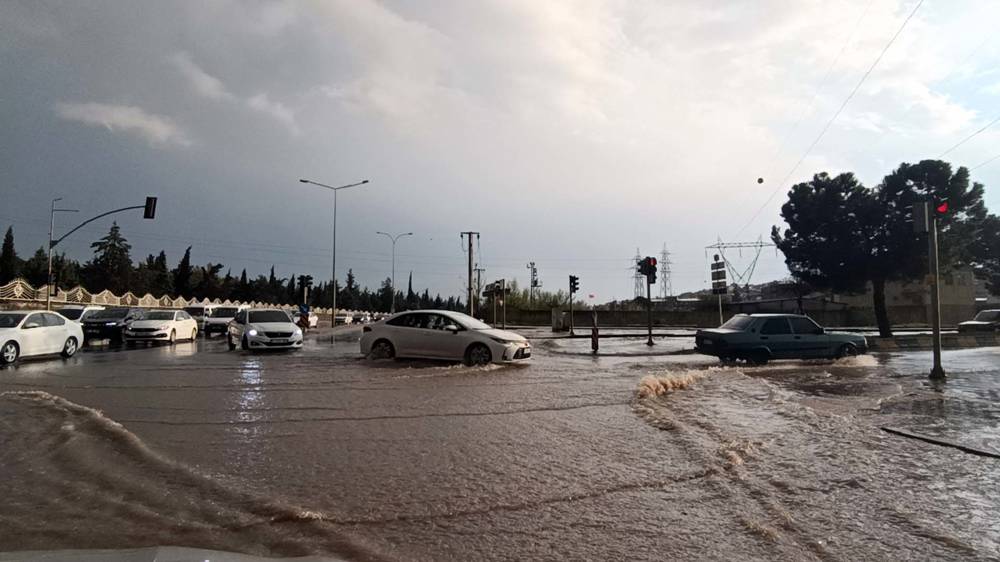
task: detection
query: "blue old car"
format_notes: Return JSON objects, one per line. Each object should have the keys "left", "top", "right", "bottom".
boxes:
{"left": 695, "top": 313, "right": 868, "bottom": 365}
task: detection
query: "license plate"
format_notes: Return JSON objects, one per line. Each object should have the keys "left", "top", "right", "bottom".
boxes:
{"left": 271, "top": 339, "right": 287, "bottom": 344}
{"left": 701, "top": 339, "right": 712, "bottom": 346}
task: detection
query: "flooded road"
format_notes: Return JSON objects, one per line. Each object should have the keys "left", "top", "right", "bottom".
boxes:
{"left": 1, "top": 328, "right": 998, "bottom": 560}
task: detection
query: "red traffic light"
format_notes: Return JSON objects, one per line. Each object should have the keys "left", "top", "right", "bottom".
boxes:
{"left": 649, "top": 257, "right": 657, "bottom": 267}
{"left": 936, "top": 201, "right": 948, "bottom": 214}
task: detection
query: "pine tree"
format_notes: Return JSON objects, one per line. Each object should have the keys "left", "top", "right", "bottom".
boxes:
{"left": 173, "top": 246, "right": 194, "bottom": 298}
{"left": 0, "top": 227, "right": 19, "bottom": 284}
{"left": 87, "top": 222, "right": 132, "bottom": 294}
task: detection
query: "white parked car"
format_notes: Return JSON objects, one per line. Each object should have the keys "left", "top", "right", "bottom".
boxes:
{"left": 360, "top": 310, "right": 531, "bottom": 365}
{"left": 334, "top": 313, "right": 354, "bottom": 326}
{"left": 183, "top": 304, "right": 219, "bottom": 329}
{"left": 0, "top": 310, "right": 84, "bottom": 364}
{"left": 227, "top": 308, "right": 303, "bottom": 351}
{"left": 205, "top": 306, "right": 246, "bottom": 335}
{"left": 56, "top": 305, "right": 106, "bottom": 322}
{"left": 124, "top": 309, "right": 199, "bottom": 344}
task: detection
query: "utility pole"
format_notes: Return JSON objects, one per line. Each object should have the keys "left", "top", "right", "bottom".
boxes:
{"left": 461, "top": 232, "right": 479, "bottom": 316}
{"left": 500, "top": 278, "right": 507, "bottom": 329}
{"left": 526, "top": 261, "right": 536, "bottom": 307}
{"left": 474, "top": 265, "right": 485, "bottom": 318}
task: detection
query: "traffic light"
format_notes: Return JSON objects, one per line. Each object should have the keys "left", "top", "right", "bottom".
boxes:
{"left": 143, "top": 196, "right": 157, "bottom": 219}
{"left": 636, "top": 257, "right": 657, "bottom": 284}
{"left": 934, "top": 199, "right": 949, "bottom": 217}
{"left": 569, "top": 275, "right": 579, "bottom": 294}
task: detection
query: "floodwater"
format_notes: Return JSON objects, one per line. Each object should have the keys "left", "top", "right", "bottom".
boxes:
{"left": 1, "top": 328, "right": 998, "bottom": 560}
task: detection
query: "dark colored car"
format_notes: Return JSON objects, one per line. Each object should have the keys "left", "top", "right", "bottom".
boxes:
{"left": 695, "top": 313, "right": 868, "bottom": 365}
{"left": 81, "top": 307, "right": 145, "bottom": 344}
{"left": 957, "top": 309, "right": 1000, "bottom": 333}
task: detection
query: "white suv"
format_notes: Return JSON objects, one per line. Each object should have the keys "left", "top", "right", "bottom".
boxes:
{"left": 227, "top": 308, "right": 303, "bottom": 351}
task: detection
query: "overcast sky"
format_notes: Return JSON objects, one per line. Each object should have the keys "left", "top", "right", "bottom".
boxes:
{"left": 2, "top": 0, "right": 999, "bottom": 302}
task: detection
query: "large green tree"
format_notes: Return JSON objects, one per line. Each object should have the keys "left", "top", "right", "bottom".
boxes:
{"left": 773, "top": 161, "right": 988, "bottom": 337}
{"left": 0, "top": 226, "right": 19, "bottom": 284}
{"left": 85, "top": 222, "right": 133, "bottom": 294}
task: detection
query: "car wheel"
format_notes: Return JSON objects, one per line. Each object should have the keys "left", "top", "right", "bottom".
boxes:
{"left": 465, "top": 343, "right": 492, "bottom": 366}
{"left": 241, "top": 336, "right": 249, "bottom": 351}
{"left": 1, "top": 341, "right": 20, "bottom": 365}
{"left": 836, "top": 343, "right": 858, "bottom": 359}
{"left": 369, "top": 339, "right": 395, "bottom": 360}
{"left": 125, "top": 339, "right": 136, "bottom": 348}
{"left": 190, "top": 328, "right": 197, "bottom": 341}
{"left": 227, "top": 335, "right": 237, "bottom": 351}
{"left": 61, "top": 337, "right": 79, "bottom": 358}
{"left": 169, "top": 330, "right": 177, "bottom": 345}
{"left": 719, "top": 354, "right": 737, "bottom": 365}
{"left": 746, "top": 350, "right": 769, "bottom": 366}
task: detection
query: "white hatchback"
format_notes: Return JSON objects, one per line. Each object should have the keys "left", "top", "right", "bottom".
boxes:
{"left": 360, "top": 310, "right": 531, "bottom": 365}
{"left": 0, "top": 310, "right": 84, "bottom": 364}
{"left": 124, "top": 309, "right": 199, "bottom": 344}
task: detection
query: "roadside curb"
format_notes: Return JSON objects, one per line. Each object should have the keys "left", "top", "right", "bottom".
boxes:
{"left": 869, "top": 333, "right": 1000, "bottom": 351}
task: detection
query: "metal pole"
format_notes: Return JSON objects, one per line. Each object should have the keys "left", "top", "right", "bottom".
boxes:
{"left": 467, "top": 234, "right": 474, "bottom": 315}
{"left": 390, "top": 238, "right": 396, "bottom": 313}
{"left": 332, "top": 189, "right": 338, "bottom": 325}
{"left": 646, "top": 280, "right": 654, "bottom": 346}
{"left": 929, "top": 216, "right": 945, "bottom": 380}
{"left": 718, "top": 294, "right": 723, "bottom": 325}
{"left": 501, "top": 279, "right": 507, "bottom": 330}
{"left": 46, "top": 199, "right": 56, "bottom": 311}
{"left": 569, "top": 282, "right": 574, "bottom": 337}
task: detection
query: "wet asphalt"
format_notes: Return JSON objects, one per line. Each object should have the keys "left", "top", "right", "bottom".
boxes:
{"left": 1, "top": 327, "right": 999, "bottom": 561}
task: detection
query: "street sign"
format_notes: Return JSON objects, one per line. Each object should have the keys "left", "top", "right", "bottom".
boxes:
{"left": 711, "top": 260, "right": 727, "bottom": 295}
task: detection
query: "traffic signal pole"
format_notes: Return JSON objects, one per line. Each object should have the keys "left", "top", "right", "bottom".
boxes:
{"left": 929, "top": 215, "right": 945, "bottom": 380}
{"left": 646, "top": 279, "right": 653, "bottom": 346}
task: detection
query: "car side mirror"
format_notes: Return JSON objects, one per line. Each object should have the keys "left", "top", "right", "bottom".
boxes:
{"left": 815, "top": 327, "right": 825, "bottom": 335}
{"left": 445, "top": 324, "right": 459, "bottom": 333}
{"left": 23, "top": 321, "right": 41, "bottom": 329}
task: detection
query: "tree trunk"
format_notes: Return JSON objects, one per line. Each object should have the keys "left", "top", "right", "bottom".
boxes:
{"left": 872, "top": 277, "right": 893, "bottom": 338}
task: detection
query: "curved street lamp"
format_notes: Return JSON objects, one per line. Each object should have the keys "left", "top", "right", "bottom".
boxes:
{"left": 376, "top": 231, "right": 413, "bottom": 313}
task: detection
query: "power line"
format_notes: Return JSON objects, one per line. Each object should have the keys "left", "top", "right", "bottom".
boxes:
{"left": 734, "top": 0, "right": 925, "bottom": 239}
{"left": 938, "top": 113, "right": 1000, "bottom": 158}
{"left": 972, "top": 152, "right": 1000, "bottom": 171}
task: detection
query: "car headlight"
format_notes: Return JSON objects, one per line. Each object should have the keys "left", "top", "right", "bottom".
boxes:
{"left": 106, "top": 321, "right": 118, "bottom": 326}
{"left": 248, "top": 328, "right": 258, "bottom": 337}
{"left": 294, "top": 328, "right": 303, "bottom": 336}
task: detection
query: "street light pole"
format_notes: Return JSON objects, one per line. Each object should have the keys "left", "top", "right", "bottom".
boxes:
{"left": 46, "top": 198, "right": 79, "bottom": 311}
{"left": 298, "top": 178, "right": 369, "bottom": 327}
{"left": 376, "top": 231, "right": 413, "bottom": 313}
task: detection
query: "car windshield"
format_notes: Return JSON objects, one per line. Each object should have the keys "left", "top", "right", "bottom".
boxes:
{"left": 0, "top": 313, "right": 26, "bottom": 328}
{"left": 87, "top": 308, "right": 129, "bottom": 320}
{"left": 974, "top": 310, "right": 1000, "bottom": 322}
{"left": 145, "top": 311, "right": 175, "bottom": 320}
{"left": 184, "top": 307, "right": 205, "bottom": 316}
{"left": 212, "top": 307, "right": 239, "bottom": 317}
{"left": 721, "top": 316, "right": 755, "bottom": 330}
{"left": 57, "top": 308, "right": 84, "bottom": 320}
{"left": 249, "top": 310, "right": 290, "bottom": 323}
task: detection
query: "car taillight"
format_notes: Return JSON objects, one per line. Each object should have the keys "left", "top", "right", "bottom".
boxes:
{"left": 363, "top": 326, "right": 372, "bottom": 333}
